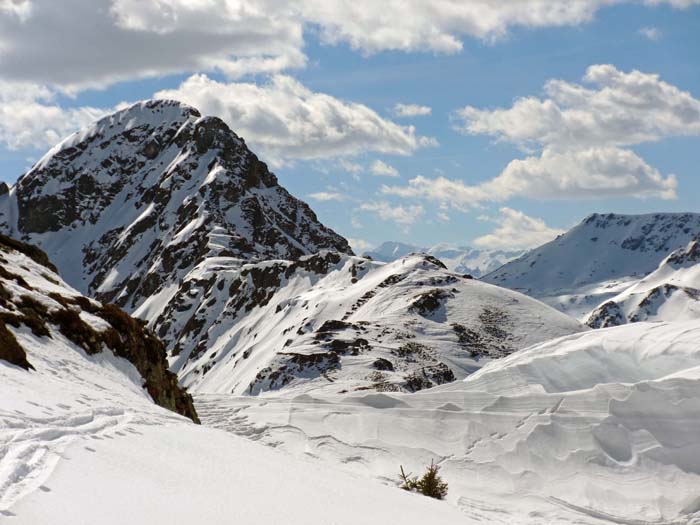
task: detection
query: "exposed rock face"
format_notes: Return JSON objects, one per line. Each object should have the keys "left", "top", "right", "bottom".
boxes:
{"left": 163, "top": 252, "right": 583, "bottom": 396}
{"left": 0, "top": 100, "right": 351, "bottom": 315}
{"left": 0, "top": 234, "right": 198, "bottom": 422}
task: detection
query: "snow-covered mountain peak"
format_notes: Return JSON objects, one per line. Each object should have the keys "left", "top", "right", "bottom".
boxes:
{"left": 31, "top": 100, "right": 202, "bottom": 177}
{"left": 483, "top": 212, "right": 700, "bottom": 318}
{"left": 164, "top": 249, "right": 582, "bottom": 395}
{"left": 0, "top": 99, "right": 351, "bottom": 315}
{"left": 587, "top": 238, "right": 700, "bottom": 327}
{"left": 364, "top": 241, "right": 523, "bottom": 278}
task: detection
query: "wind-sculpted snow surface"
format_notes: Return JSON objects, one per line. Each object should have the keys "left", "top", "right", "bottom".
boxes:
{"left": 165, "top": 252, "right": 582, "bottom": 395}
{"left": 483, "top": 212, "right": 700, "bottom": 319}
{"left": 197, "top": 321, "right": 700, "bottom": 525}
{"left": 0, "top": 99, "right": 351, "bottom": 314}
{"left": 587, "top": 240, "right": 700, "bottom": 327}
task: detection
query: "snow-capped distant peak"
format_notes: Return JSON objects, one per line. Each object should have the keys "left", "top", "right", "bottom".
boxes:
{"left": 364, "top": 241, "right": 423, "bottom": 261}
{"left": 587, "top": 239, "right": 700, "bottom": 327}
{"left": 364, "top": 241, "right": 523, "bottom": 278}
{"left": 483, "top": 212, "right": 700, "bottom": 319}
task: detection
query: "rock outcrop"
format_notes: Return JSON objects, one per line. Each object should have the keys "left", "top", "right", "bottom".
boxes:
{"left": 0, "top": 234, "right": 199, "bottom": 422}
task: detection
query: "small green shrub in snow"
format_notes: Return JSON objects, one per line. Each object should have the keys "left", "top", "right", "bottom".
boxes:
{"left": 398, "top": 460, "right": 448, "bottom": 500}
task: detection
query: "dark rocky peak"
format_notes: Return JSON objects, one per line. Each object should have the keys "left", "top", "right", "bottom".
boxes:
{"left": 667, "top": 240, "right": 700, "bottom": 267}
{"left": 0, "top": 99, "right": 351, "bottom": 314}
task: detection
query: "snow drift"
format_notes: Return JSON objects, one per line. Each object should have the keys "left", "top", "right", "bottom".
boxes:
{"left": 201, "top": 320, "right": 700, "bottom": 524}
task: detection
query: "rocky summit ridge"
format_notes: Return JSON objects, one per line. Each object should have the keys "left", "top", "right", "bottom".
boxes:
{"left": 0, "top": 99, "right": 351, "bottom": 315}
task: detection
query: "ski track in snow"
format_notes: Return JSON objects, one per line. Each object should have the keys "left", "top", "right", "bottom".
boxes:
{"left": 0, "top": 408, "right": 134, "bottom": 512}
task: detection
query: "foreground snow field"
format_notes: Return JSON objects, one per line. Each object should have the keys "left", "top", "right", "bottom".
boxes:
{"left": 0, "top": 323, "right": 468, "bottom": 524}
{"left": 2, "top": 227, "right": 699, "bottom": 524}
{"left": 197, "top": 321, "right": 700, "bottom": 525}
{"left": 2, "top": 275, "right": 699, "bottom": 525}
{"left": 7, "top": 424, "right": 470, "bottom": 524}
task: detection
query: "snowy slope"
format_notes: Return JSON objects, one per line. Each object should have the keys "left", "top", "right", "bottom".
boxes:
{"left": 0, "top": 234, "right": 197, "bottom": 421}
{"left": 587, "top": 240, "right": 700, "bottom": 327}
{"left": 483, "top": 212, "right": 700, "bottom": 319}
{"left": 6, "top": 422, "right": 468, "bottom": 525}
{"left": 365, "top": 241, "right": 523, "bottom": 278}
{"left": 0, "top": 99, "right": 350, "bottom": 315}
{"left": 198, "top": 320, "right": 700, "bottom": 525}
{"left": 165, "top": 252, "right": 583, "bottom": 395}
{"left": 0, "top": 258, "right": 469, "bottom": 524}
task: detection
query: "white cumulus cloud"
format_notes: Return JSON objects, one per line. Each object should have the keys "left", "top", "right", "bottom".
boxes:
{"left": 156, "top": 74, "right": 436, "bottom": 165}
{"left": 382, "top": 146, "right": 677, "bottom": 207}
{"left": 0, "top": 0, "right": 305, "bottom": 93}
{"left": 2, "top": 1, "right": 698, "bottom": 91}
{"left": 347, "top": 238, "right": 373, "bottom": 253}
{"left": 393, "top": 104, "right": 432, "bottom": 117}
{"left": 370, "top": 160, "right": 399, "bottom": 177}
{"left": 382, "top": 65, "right": 692, "bottom": 207}
{"left": 453, "top": 64, "right": 700, "bottom": 150}
{"left": 297, "top": 0, "right": 699, "bottom": 53}
{"left": 638, "top": 26, "right": 661, "bottom": 40}
{"left": 307, "top": 191, "right": 347, "bottom": 201}
{"left": 0, "top": 82, "right": 110, "bottom": 150}
{"left": 359, "top": 201, "right": 424, "bottom": 227}
{"left": 473, "top": 208, "right": 565, "bottom": 250}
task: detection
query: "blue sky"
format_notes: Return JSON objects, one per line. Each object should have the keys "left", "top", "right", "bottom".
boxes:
{"left": 1, "top": 0, "right": 699, "bottom": 253}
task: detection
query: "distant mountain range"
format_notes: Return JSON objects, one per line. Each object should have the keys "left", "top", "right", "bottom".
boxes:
{"left": 482, "top": 212, "right": 700, "bottom": 320}
{"left": 364, "top": 241, "right": 523, "bottom": 278}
